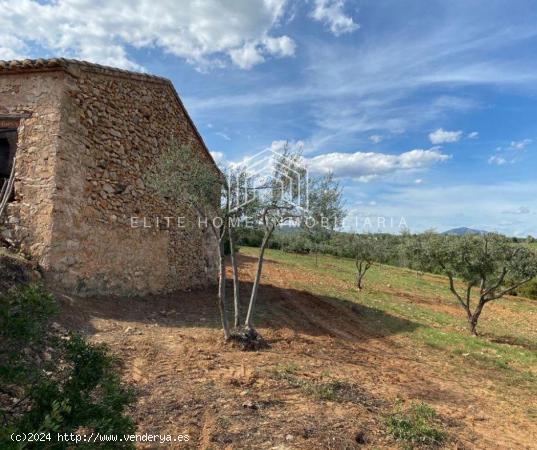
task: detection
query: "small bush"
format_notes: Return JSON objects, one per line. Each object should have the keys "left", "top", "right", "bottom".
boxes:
{"left": 0, "top": 284, "right": 135, "bottom": 449}
{"left": 385, "top": 400, "right": 447, "bottom": 448}
{"left": 281, "top": 235, "right": 312, "bottom": 254}
{"left": 0, "top": 284, "right": 57, "bottom": 346}
{"left": 270, "top": 363, "right": 301, "bottom": 386}
{"left": 304, "top": 379, "right": 347, "bottom": 401}
{"left": 271, "top": 368, "right": 375, "bottom": 405}
{"left": 0, "top": 285, "right": 57, "bottom": 385}
{"left": 235, "top": 227, "right": 264, "bottom": 247}
{"left": 512, "top": 278, "right": 537, "bottom": 300}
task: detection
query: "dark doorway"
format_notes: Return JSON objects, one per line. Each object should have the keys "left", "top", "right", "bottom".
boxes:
{"left": 0, "top": 129, "right": 17, "bottom": 201}
{"left": 0, "top": 138, "right": 11, "bottom": 177}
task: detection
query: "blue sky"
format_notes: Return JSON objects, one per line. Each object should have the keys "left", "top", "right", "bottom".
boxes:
{"left": 1, "top": 0, "right": 537, "bottom": 235}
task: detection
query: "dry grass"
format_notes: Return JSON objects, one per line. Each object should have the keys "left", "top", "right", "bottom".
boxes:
{"left": 55, "top": 248, "right": 537, "bottom": 449}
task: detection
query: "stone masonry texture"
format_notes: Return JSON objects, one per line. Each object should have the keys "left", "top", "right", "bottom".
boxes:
{"left": 0, "top": 58, "right": 219, "bottom": 296}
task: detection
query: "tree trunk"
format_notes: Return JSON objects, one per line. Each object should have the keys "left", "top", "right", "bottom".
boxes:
{"left": 356, "top": 271, "right": 364, "bottom": 290}
{"left": 244, "top": 226, "right": 274, "bottom": 330}
{"left": 217, "top": 226, "right": 230, "bottom": 340}
{"left": 228, "top": 227, "right": 240, "bottom": 328}
{"left": 468, "top": 299, "right": 485, "bottom": 336}
{"left": 356, "top": 261, "right": 369, "bottom": 290}
{"left": 468, "top": 320, "right": 478, "bottom": 336}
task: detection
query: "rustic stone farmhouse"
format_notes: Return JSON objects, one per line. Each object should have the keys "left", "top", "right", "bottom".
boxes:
{"left": 0, "top": 58, "right": 219, "bottom": 295}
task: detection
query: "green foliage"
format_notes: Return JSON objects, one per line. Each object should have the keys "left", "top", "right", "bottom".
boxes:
{"left": 404, "top": 233, "right": 537, "bottom": 334}
{"left": 145, "top": 143, "right": 222, "bottom": 216}
{"left": 235, "top": 227, "right": 311, "bottom": 253}
{"left": 235, "top": 227, "right": 265, "bottom": 248}
{"left": 513, "top": 278, "right": 537, "bottom": 299}
{"left": 0, "top": 284, "right": 57, "bottom": 346}
{"left": 385, "top": 401, "right": 447, "bottom": 448}
{"left": 273, "top": 362, "right": 299, "bottom": 376}
{"left": 282, "top": 234, "right": 312, "bottom": 254}
{"left": 270, "top": 363, "right": 300, "bottom": 384}
{"left": 242, "top": 246, "right": 537, "bottom": 392}
{"left": 301, "top": 172, "right": 345, "bottom": 249}
{"left": 0, "top": 285, "right": 57, "bottom": 385}
{"left": 409, "top": 233, "right": 537, "bottom": 298}
{"left": 351, "top": 234, "right": 391, "bottom": 288}
{"left": 352, "top": 234, "right": 388, "bottom": 264}
{"left": 0, "top": 285, "right": 135, "bottom": 449}
{"left": 237, "top": 230, "right": 537, "bottom": 301}
{"left": 234, "top": 144, "right": 309, "bottom": 231}
{"left": 270, "top": 367, "right": 369, "bottom": 404}
{"left": 300, "top": 379, "right": 363, "bottom": 402}
{"left": 145, "top": 142, "right": 231, "bottom": 337}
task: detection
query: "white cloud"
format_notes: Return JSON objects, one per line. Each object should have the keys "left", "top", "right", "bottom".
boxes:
{"left": 310, "top": 0, "right": 359, "bottom": 36}
{"left": 0, "top": 0, "right": 294, "bottom": 70}
{"left": 210, "top": 151, "right": 225, "bottom": 165}
{"left": 428, "top": 128, "right": 463, "bottom": 144}
{"left": 369, "top": 134, "right": 383, "bottom": 144}
{"left": 263, "top": 35, "right": 296, "bottom": 58}
{"left": 467, "top": 131, "right": 479, "bottom": 139}
{"left": 414, "top": 178, "right": 424, "bottom": 184}
{"left": 509, "top": 139, "right": 532, "bottom": 150}
{"left": 502, "top": 206, "right": 530, "bottom": 215}
{"left": 0, "top": 35, "right": 27, "bottom": 60}
{"left": 488, "top": 138, "right": 532, "bottom": 165}
{"left": 215, "top": 132, "right": 231, "bottom": 141}
{"left": 348, "top": 181, "right": 537, "bottom": 236}
{"left": 217, "top": 139, "right": 306, "bottom": 171}
{"left": 187, "top": 5, "right": 537, "bottom": 158}
{"left": 221, "top": 141, "right": 447, "bottom": 183}
{"left": 189, "top": 15, "right": 537, "bottom": 152}
{"left": 229, "top": 43, "right": 266, "bottom": 70}
{"left": 488, "top": 155, "right": 507, "bottom": 165}
{"left": 306, "top": 148, "right": 450, "bottom": 181}
{"left": 269, "top": 139, "right": 306, "bottom": 154}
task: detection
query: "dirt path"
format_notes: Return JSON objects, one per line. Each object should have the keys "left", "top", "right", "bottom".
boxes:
{"left": 58, "top": 255, "right": 536, "bottom": 449}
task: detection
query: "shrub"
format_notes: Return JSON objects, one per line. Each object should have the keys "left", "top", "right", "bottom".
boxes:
{"left": 235, "top": 227, "right": 264, "bottom": 247}
{"left": 0, "top": 285, "right": 57, "bottom": 385}
{"left": 509, "top": 278, "right": 537, "bottom": 299}
{"left": 0, "top": 285, "right": 135, "bottom": 449}
{"left": 385, "top": 400, "right": 447, "bottom": 448}
{"left": 280, "top": 234, "right": 311, "bottom": 254}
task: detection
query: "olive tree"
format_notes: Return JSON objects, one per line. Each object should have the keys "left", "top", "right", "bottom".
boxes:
{"left": 352, "top": 234, "right": 386, "bottom": 290}
{"left": 226, "top": 167, "right": 256, "bottom": 329}
{"left": 234, "top": 144, "right": 345, "bottom": 339}
{"left": 301, "top": 172, "right": 345, "bottom": 265}
{"left": 146, "top": 143, "right": 232, "bottom": 339}
{"left": 242, "top": 145, "right": 308, "bottom": 335}
{"left": 411, "top": 232, "right": 537, "bottom": 335}
{"left": 228, "top": 224, "right": 241, "bottom": 328}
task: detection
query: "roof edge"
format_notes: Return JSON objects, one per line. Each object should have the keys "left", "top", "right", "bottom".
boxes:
{"left": 0, "top": 58, "right": 220, "bottom": 174}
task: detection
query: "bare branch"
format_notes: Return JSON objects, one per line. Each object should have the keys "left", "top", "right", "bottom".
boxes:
{"left": 487, "top": 277, "right": 534, "bottom": 302}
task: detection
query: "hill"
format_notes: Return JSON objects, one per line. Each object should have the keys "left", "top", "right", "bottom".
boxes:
{"left": 443, "top": 226, "right": 487, "bottom": 236}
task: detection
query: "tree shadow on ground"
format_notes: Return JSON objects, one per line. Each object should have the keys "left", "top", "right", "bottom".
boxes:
{"left": 57, "top": 275, "right": 419, "bottom": 345}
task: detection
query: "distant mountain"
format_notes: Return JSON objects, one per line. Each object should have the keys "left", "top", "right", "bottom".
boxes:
{"left": 443, "top": 227, "right": 487, "bottom": 236}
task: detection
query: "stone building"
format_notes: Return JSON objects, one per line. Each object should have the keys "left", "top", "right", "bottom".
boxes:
{"left": 0, "top": 58, "right": 219, "bottom": 295}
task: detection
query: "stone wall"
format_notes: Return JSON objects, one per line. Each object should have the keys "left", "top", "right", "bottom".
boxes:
{"left": 0, "top": 60, "right": 219, "bottom": 296}
{"left": 0, "top": 70, "right": 66, "bottom": 269}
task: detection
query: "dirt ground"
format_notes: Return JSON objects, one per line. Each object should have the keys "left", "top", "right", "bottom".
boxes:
{"left": 58, "top": 254, "right": 536, "bottom": 449}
